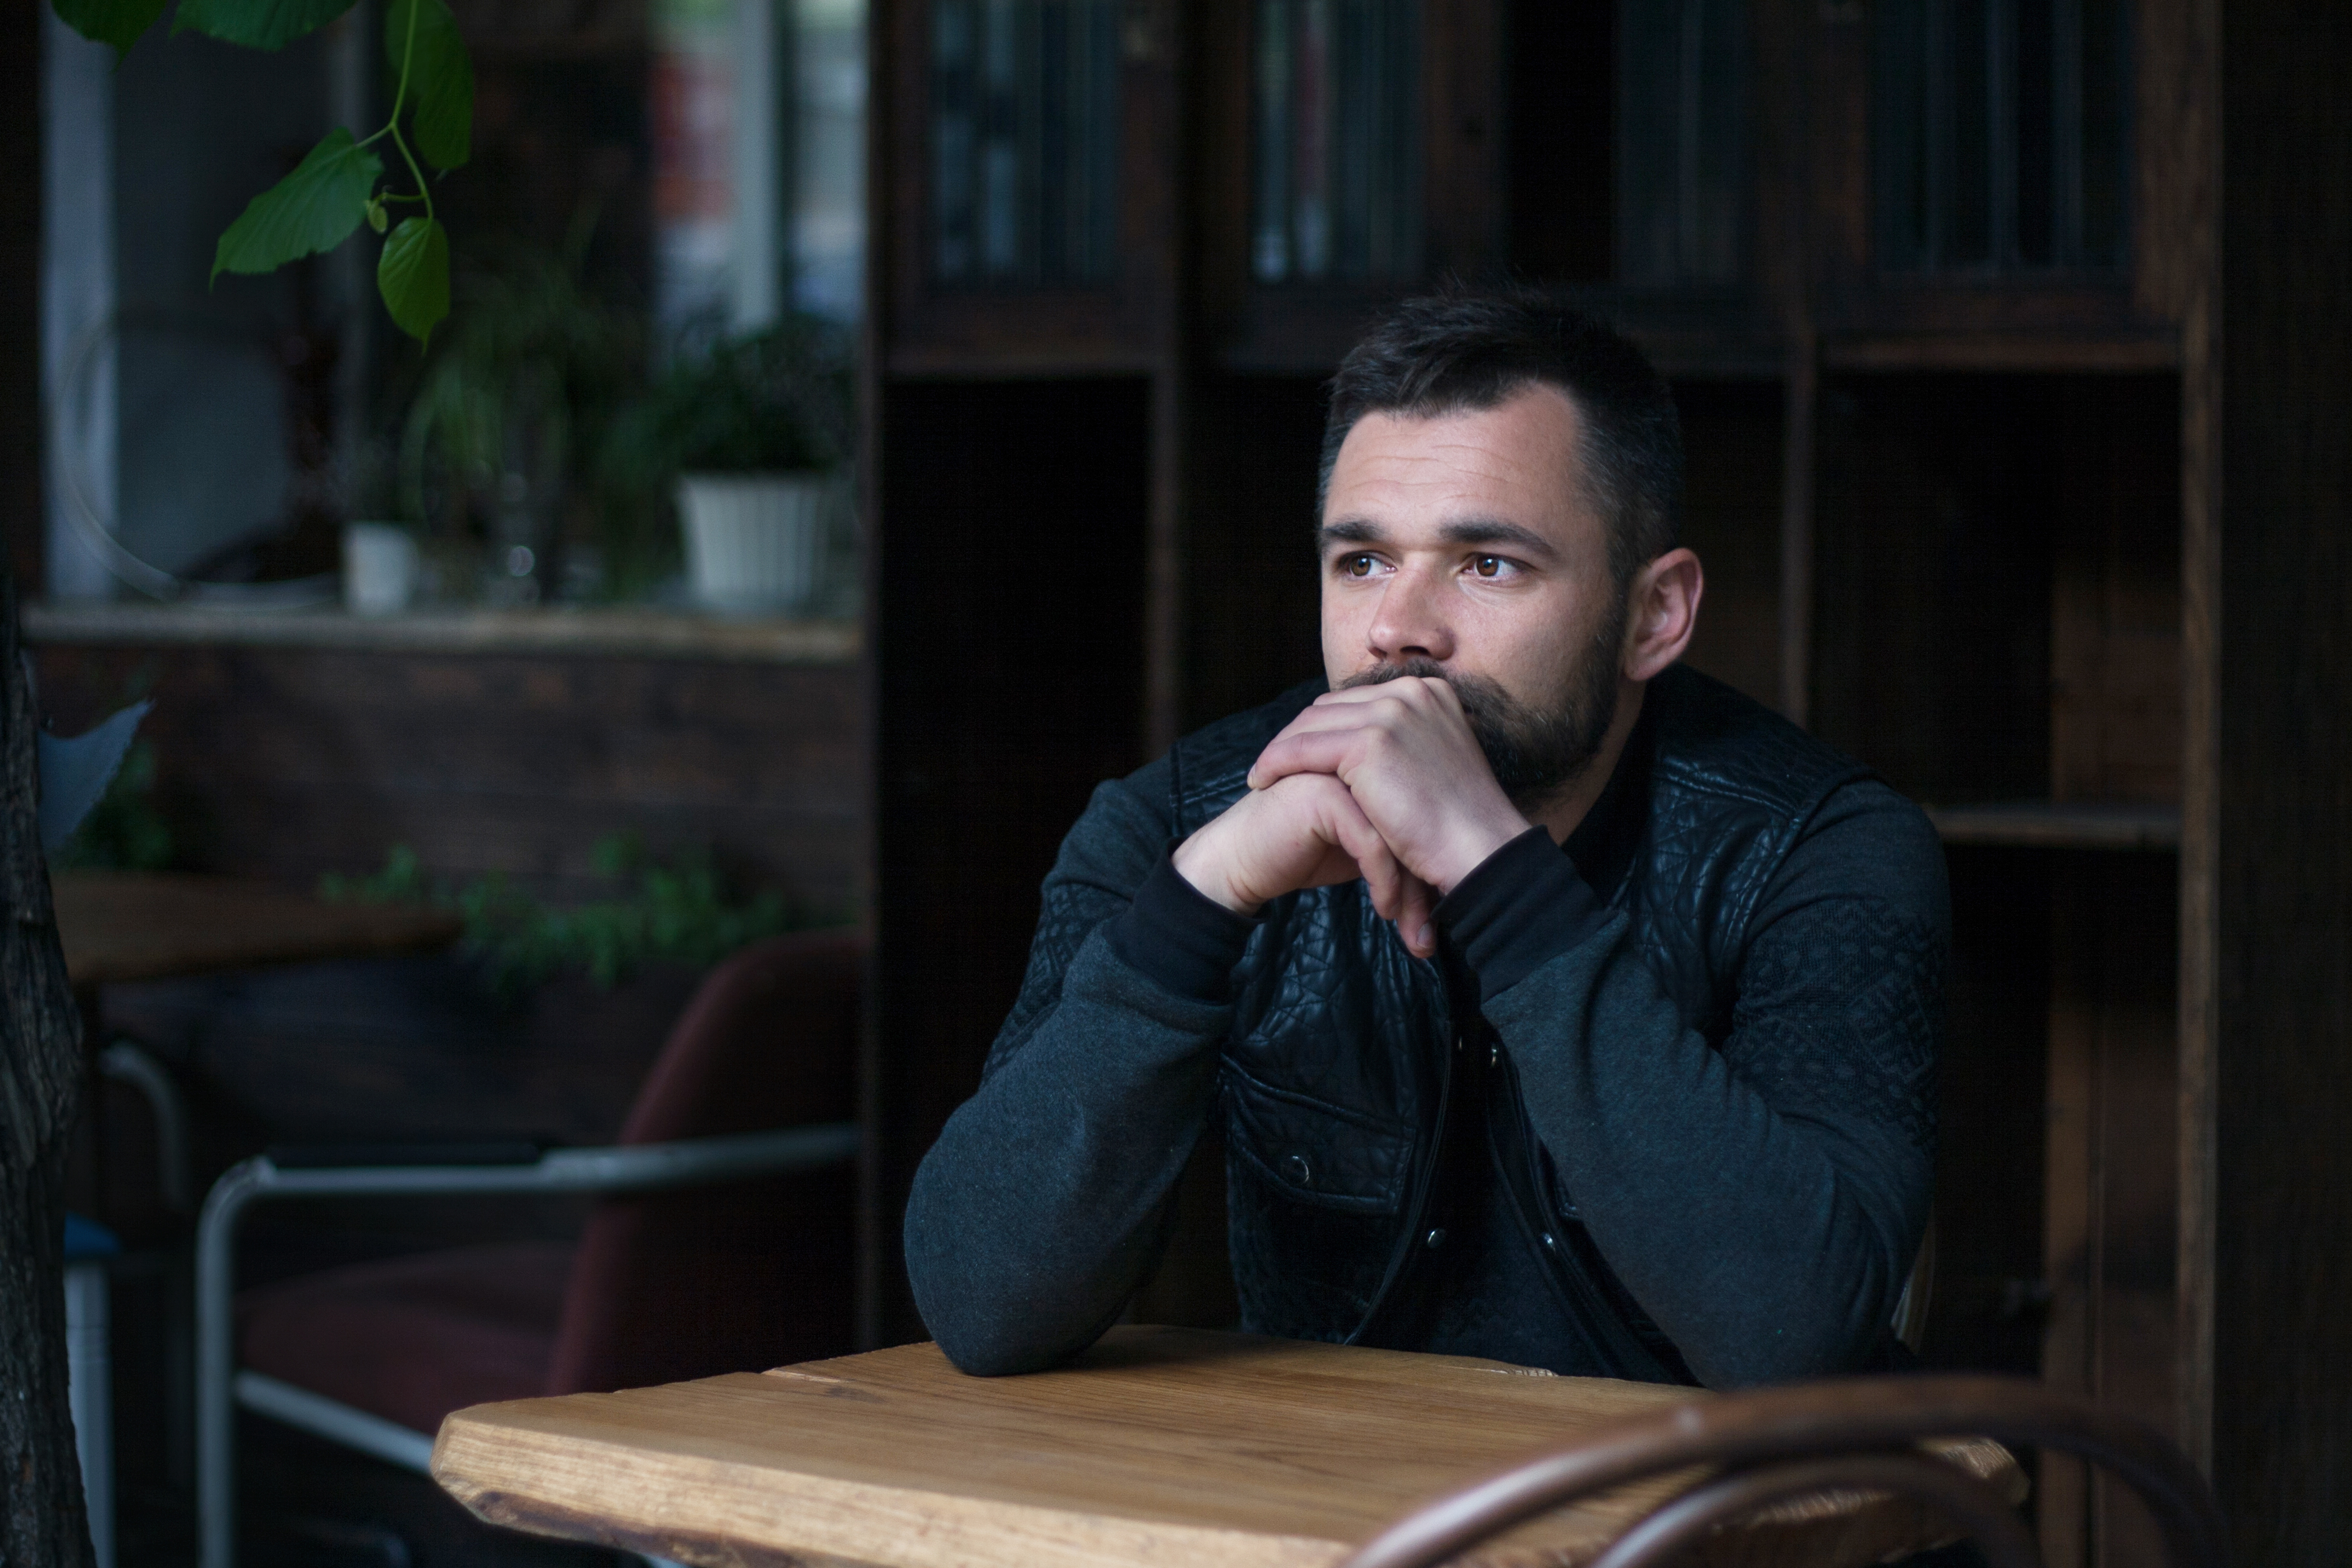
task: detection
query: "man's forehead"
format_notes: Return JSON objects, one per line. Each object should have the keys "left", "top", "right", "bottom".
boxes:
{"left": 1322, "top": 383, "right": 1595, "bottom": 536}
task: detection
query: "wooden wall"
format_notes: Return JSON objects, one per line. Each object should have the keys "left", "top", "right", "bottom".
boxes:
{"left": 869, "top": 376, "right": 1152, "bottom": 1336}
{"left": 29, "top": 641, "right": 865, "bottom": 914}
{"left": 2205, "top": 0, "right": 2352, "bottom": 1556}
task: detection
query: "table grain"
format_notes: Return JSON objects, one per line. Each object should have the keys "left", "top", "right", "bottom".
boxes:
{"left": 431, "top": 1325, "right": 2022, "bottom": 1568}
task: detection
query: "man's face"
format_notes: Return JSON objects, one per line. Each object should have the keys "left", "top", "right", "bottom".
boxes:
{"left": 1318, "top": 383, "right": 1628, "bottom": 806}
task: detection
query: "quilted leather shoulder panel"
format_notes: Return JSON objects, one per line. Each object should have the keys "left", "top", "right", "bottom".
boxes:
{"left": 1169, "top": 679, "right": 1325, "bottom": 832}
{"left": 1637, "top": 666, "right": 1877, "bottom": 985}
{"left": 1647, "top": 665, "right": 1871, "bottom": 823}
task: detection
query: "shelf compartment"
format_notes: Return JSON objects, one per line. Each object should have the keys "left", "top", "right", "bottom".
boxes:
{"left": 1927, "top": 799, "right": 2180, "bottom": 849}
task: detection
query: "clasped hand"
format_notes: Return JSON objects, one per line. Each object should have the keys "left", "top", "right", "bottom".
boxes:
{"left": 1170, "top": 678, "right": 1531, "bottom": 959}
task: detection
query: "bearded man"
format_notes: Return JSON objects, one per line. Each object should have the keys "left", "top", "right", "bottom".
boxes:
{"left": 903, "top": 291, "right": 1947, "bottom": 1388}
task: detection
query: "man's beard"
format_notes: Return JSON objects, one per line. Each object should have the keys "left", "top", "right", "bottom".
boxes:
{"left": 1338, "top": 616, "right": 1625, "bottom": 809}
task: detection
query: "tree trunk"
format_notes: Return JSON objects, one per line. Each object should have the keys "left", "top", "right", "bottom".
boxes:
{"left": 0, "top": 572, "right": 94, "bottom": 1564}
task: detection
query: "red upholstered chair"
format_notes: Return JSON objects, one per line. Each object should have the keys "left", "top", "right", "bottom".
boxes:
{"left": 193, "top": 930, "right": 865, "bottom": 1568}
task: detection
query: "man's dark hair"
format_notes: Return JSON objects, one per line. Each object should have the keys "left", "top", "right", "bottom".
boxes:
{"left": 1321, "top": 289, "right": 1684, "bottom": 591}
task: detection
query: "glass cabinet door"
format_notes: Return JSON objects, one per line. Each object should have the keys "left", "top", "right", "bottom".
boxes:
{"left": 1617, "top": 0, "right": 1749, "bottom": 288}
{"left": 1873, "top": 0, "right": 2130, "bottom": 274}
{"left": 929, "top": 0, "right": 1122, "bottom": 288}
{"left": 1250, "top": 0, "right": 1423, "bottom": 285}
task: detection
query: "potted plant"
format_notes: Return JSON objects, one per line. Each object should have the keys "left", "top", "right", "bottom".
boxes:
{"left": 615, "top": 317, "right": 854, "bottom": 614}
{"left": 398, "top": 234, "right": 643, "bottom": 605}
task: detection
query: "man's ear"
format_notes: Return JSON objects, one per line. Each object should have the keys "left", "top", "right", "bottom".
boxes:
{"left": 1622, "top": 548, "right": 1703, "bottom": 682}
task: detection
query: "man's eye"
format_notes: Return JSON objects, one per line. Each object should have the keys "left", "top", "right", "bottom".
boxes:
{"left": 1340, "top": 554, "right": 1376, "bottom": 578}
{"left": 1471, "top": 555, "right": 1510, "bottom": 578}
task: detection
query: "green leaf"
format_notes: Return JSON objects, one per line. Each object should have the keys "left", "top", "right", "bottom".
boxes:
{"left": 211, "top": 127, "right": 382, "bottom": 282}
{"left": 51, "top": 0, "right": 172, "bottom": 57}
{"left": 378, "top": 216, "right": 450, "bottom": 344}
{"left": 172, "top": 0, "right": 355, "bottom": 48}
{"left": 385, "top": 0, "right": 473, "bottom": 171}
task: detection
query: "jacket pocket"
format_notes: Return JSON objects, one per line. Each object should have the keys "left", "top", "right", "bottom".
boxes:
{"left": 1222, "top": 1061, "right": 1415, "bottom": 1216}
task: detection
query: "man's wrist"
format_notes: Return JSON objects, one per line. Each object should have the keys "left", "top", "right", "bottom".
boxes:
{"left": 1432, "top": 827, "right": 1610, "bottom": 1000}
{"left": 1172, "top": 828, "right": 1261, "bottom": 916}
{"left": 1426, "top": 808, "right": 1538, "bottom": 895}
{"left": 1109, "top": 854, "right": 1259, "bottom": 1002}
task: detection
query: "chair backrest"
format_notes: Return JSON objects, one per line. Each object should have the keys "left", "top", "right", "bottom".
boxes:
{"left": 1338, "top": 1373, "right": 2226, "bottom": 1568}
{"left": 545, "top": 928, "right": 864, "bottom": 1396}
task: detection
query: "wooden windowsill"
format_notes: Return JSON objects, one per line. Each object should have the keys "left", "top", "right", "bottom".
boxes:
{"left": 1926, "top": 800, "right": 2182, "bottom": 850}
{"left": 20, "top": 600, "right": 860, "bottom": 665}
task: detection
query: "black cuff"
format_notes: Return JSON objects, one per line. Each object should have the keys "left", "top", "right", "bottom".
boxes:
{"left": 1433, "top": 826, "right": 1611, "bottom": 1001}
{"left": 1105, "top": 853, "right": 1258, "bottom": 1003}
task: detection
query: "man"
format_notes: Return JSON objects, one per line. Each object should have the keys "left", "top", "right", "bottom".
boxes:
{"left": 904, "top": 291, "right": 1946, "bottom": 1389}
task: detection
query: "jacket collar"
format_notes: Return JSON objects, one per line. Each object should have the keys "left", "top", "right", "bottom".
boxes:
{"left": 1560, "top": 685, "right": 1657, "bottom": 905}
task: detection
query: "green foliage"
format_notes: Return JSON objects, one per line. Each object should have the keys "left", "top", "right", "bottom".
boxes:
{"left": 378, "top": 217, "right": 451, "bottom": 345}
{"left": 52, "top": 0, "right": 469, "bottom": 343}
{"left": 608, "top": 319, "right": 856, "bottom": 481}
{"left": 320, "top": 836, "right": 819, "bottom": 996}
{"left": 172, "top": 0, "right": 352, "bottom": 49}
{"left": 385, "top": 0, "right": 471, "bottom": 170}
{"left": 211, "top": 129, "right": 382, "bottom": 282}
{"left": 53, "top": 0, "right": 170, "bottom": 57}
{"left": 55, "top": 742, "right": 176, "bottom": 873}
{"left": 395, "top": 230, "right": 645, "bottom": 584}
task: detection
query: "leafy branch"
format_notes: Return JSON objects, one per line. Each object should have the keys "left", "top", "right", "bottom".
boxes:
{"left": 321, "top": 837, "right": 833, "bottom": 997}
{"left": 54, "top": 0, "right": 472, "bottom": 343}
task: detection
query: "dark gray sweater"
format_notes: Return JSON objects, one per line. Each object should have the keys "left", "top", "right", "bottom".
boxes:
{"left": 904, "top": 680, "right": 1947, "bottom": 1388}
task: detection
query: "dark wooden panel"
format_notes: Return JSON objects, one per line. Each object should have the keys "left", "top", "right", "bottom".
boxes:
{"left": 2040, "top": 851, "right": 2178, "bottom": 1568}
{"left": 1503, "top": 0, "right": 1611, "bottom": 284}
{"left": 1178, "top": 373, "right": 1329, "bottom": 732}
{"left": 1921, "top": 845, "right": 2053, "bottom": 1385}
{"left": 1674, "top": 380, "right": 1784, "bottom": 709}
{"left": 1811, "top": 373, "right": 2058, "bottom": 805}
{"left": 2209, "top": 2, "right": 2352, "bottom": 1558}
{"left": 2049, "top": 374, "right": 2180, "bottom": 805}
{"left": 1423, "top": 0, "right": 1506, "bottom": 280}
{"left": 30, "top": 646, "right": 865, "bottom": 911}
{"left": 873, "top": 376, "right": 1151, "bottom": 1339}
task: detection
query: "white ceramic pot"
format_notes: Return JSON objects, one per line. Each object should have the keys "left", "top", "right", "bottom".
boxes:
{"left": 676, "top": 472, "right": 837, "bottom": 613}
{"left": 343, "top": 522, "right": 420, "bottom": 615}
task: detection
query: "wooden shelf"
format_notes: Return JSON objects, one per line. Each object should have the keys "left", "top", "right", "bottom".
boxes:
{"left": 1926, "top": 800, "right": 2182, "bottom": 850}
{"left": 1821, "top": 330, "right": 2178, "bottom": 373}
{"left": 20, "top": 601, "right": 859, "bottom": 665}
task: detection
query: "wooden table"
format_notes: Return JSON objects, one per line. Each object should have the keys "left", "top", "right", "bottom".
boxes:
{"left": 431, "top": 1326, "right": 2022, "bottom": 1568}
{"left": 53, "top": 869, "right": 462, "bottom": 990}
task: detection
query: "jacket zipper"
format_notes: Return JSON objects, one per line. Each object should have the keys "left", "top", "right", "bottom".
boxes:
{"left": 1484, "top": 1036, "right": 1680, "bottom": 1382}
{"left": 1344, "top": 997, "right": 1456, "bottom": 1346}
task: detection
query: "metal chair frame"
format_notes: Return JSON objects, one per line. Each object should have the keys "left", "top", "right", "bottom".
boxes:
{"left": 194, "top": 1122, "right": 860, "bottom": 1568}
{"left": 1339, "top": 1373, "right": 2226, "bottom": 1568}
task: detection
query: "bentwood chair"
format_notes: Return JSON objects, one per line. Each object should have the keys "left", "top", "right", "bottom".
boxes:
{"left": 192, "top": 929, "right": 865, "bottom": 1568}
{"left": 1343, "top": 1373, "right": 2225, "bottom": 1568}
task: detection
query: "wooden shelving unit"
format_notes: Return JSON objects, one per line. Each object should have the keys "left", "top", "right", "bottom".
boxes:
{"left": 1927, "top": 801, "right": 2182, "bottom": 851}
{"left": 858, "top": 5, "right": 2352, "bottom": 1561}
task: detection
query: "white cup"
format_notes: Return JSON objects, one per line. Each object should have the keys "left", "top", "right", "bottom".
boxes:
{"left": 343, "top": 523, "right": 420, "bottom": 616}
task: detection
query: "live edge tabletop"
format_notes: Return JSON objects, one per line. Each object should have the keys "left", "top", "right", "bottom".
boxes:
{"left": 431, "top": 1326, "right": 2020, "bottom": 1568}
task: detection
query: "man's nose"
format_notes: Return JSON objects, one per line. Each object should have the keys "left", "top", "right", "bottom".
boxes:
{"left": 1366, "top": 564, "right": 1456, "bottom": 664}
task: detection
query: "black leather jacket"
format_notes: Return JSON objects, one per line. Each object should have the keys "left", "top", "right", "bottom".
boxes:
{"left": 906, "top": 664, "right": 1946, "bottom": 1387}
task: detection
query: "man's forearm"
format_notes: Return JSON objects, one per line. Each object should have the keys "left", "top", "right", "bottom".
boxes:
{"left": 1437, "top": 827, "right": 1933, "bottom": 1388}
{"left": 904, "top": 860, "right": 1252, "bottom": 1374}
{"left": 1490, "top": 933, "right": 1917, "bottom": 1387}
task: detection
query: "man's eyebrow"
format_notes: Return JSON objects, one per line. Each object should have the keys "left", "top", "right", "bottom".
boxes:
{"left": 1316, "top": 519, "right": 1384, "bottom": 549}
{"left": 1438, "top": 518, "right": 1561, "bottom": 561}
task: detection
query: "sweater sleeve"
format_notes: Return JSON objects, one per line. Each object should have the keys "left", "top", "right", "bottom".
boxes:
{"left": 1443, "top": 778, "right": 1947, "bottom": 1389}
{"left": 902, "top": 762, "right": 1253, "bottom": 1375}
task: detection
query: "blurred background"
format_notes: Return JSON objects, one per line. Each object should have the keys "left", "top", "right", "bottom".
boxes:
{"left": 6, "top": 1, "right": 2348, "bottom": 1566}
